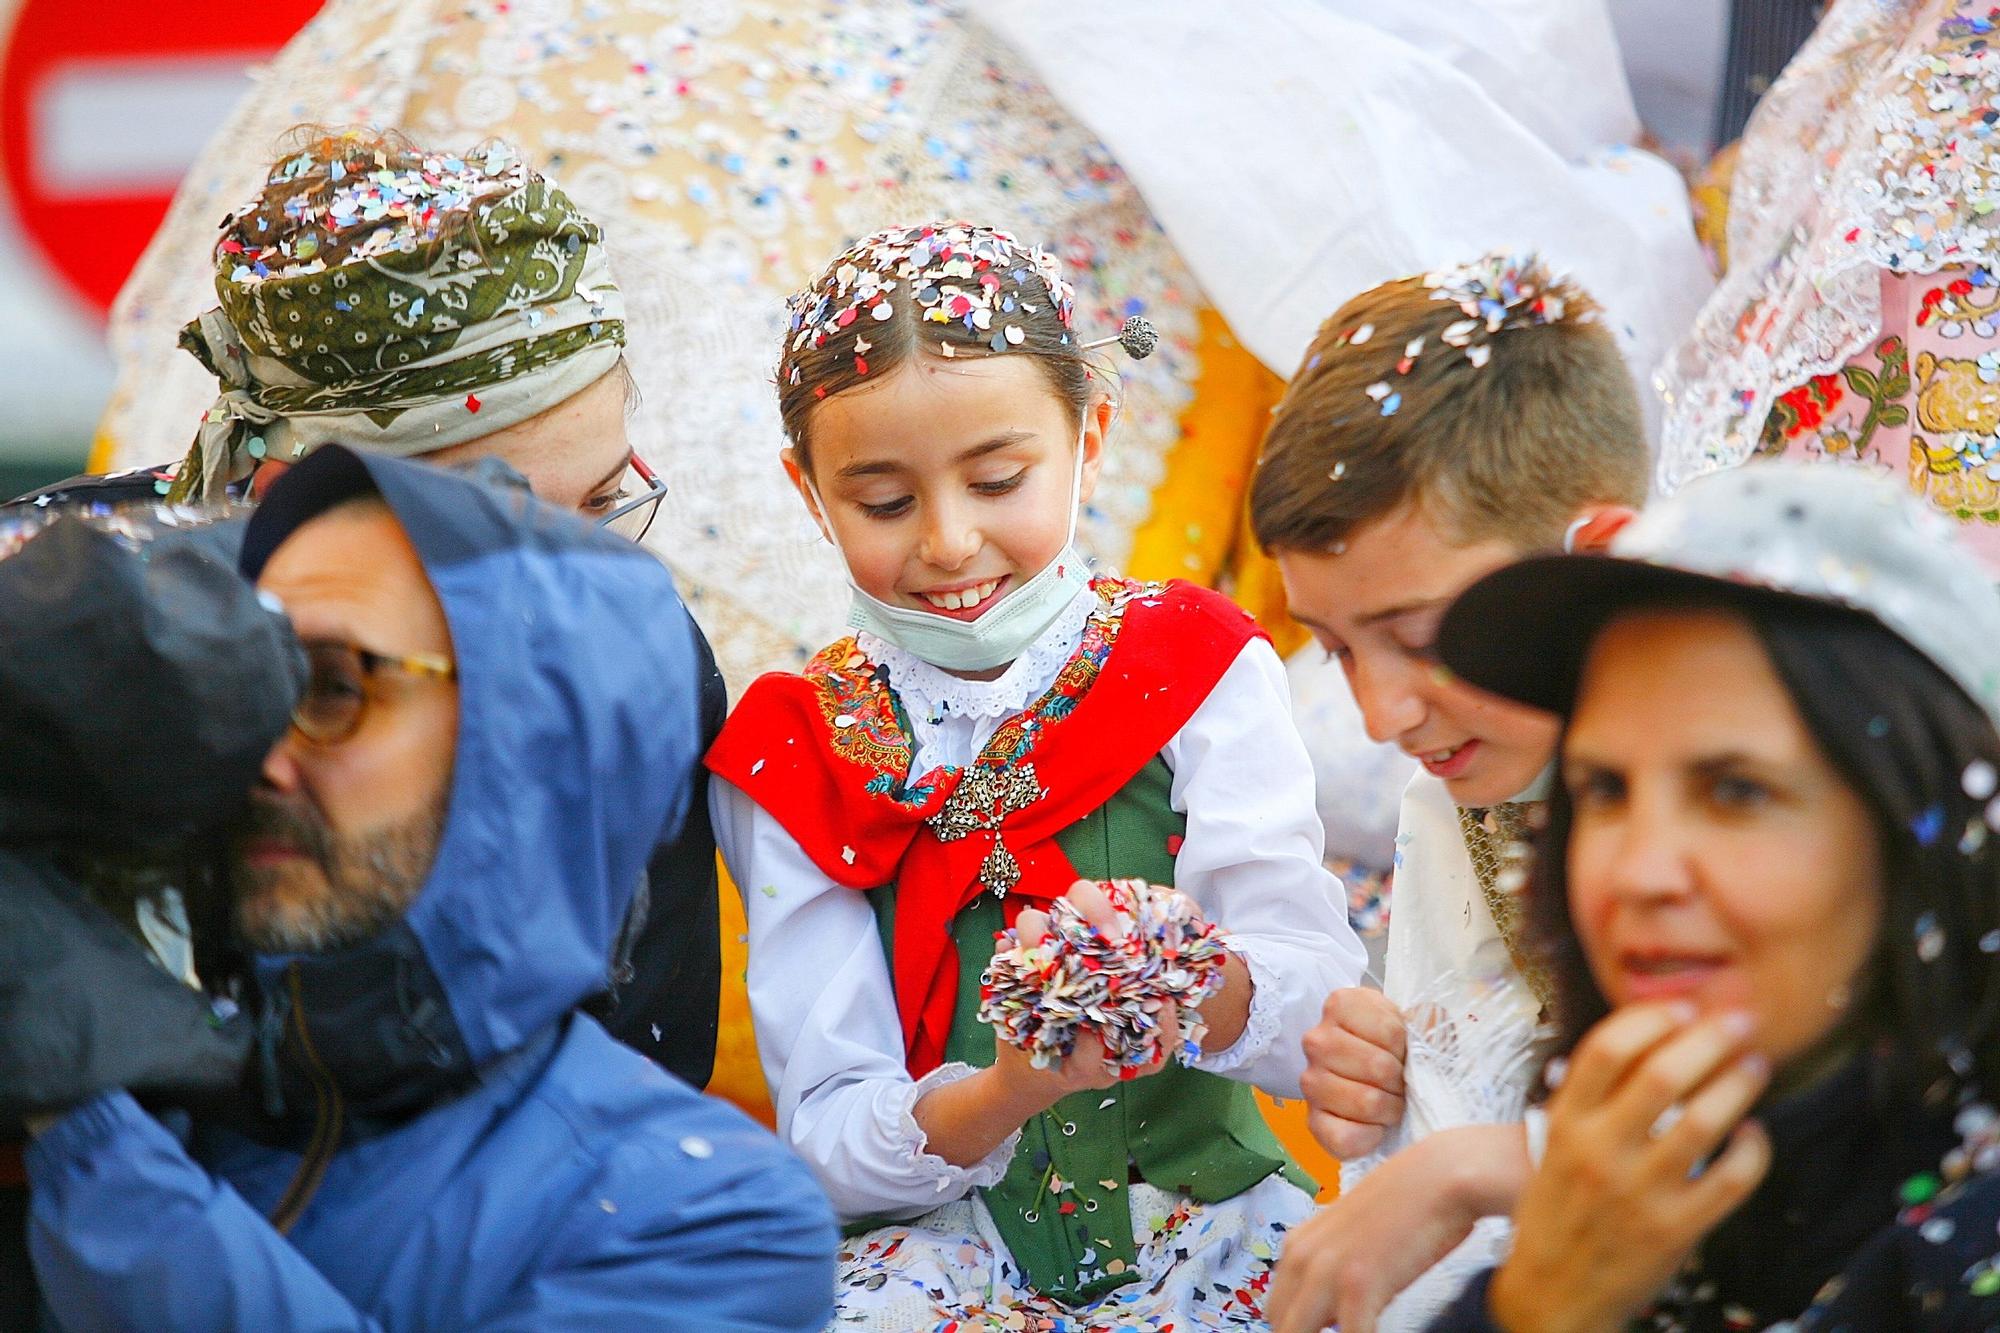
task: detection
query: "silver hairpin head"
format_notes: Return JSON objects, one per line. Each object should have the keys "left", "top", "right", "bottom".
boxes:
{"left": 1083, "top": 315, "right": 1159, "bottom": 360}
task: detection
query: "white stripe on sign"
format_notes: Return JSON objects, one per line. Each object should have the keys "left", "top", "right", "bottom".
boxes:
{"left": 33, "top": 54, "right": 257, "bottom": 197}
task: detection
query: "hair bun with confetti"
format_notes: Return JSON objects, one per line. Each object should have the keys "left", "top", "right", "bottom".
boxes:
{"left": 1085, "top": 314, "right": 1159, "bottom": 360}
{"left": 783, "top": 221, "right": 1077, "bottom": 360}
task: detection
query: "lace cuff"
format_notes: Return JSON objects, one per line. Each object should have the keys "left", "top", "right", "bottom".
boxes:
{"left": 893, "top": 1061, "right": 1022, "bottom": 1197}
{"left": 1188, "top": 938, "right": 1283, "bottom": 1076}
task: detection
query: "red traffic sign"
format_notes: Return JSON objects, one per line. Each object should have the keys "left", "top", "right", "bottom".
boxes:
{"left": 0, "top": 0, "right": 323, "bottom": 314}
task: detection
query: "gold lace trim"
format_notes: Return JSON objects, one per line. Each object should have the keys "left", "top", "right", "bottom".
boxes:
{"left": 1456, "top": 802, "right": 1553, "bottom": 1011}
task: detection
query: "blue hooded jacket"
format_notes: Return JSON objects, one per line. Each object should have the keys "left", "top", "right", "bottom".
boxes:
{"left": 24, "top": 448, "right": 836, "bottom": 1331}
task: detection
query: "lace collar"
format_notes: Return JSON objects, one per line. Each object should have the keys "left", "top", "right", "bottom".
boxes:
{"left": 858, "top": 583, "right": 1100, "bottom": 725}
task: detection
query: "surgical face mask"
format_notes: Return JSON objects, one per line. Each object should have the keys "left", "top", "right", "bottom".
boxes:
{"left": 807, "top": 421, "right": 1093, "bottom": 674}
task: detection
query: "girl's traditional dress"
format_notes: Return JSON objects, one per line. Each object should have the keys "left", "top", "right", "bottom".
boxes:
{"left": 708, "top": 577, "right": 1367, "bottom": 1329}
{"left": 1660, "top": 0, "right": 2000, "bottom": 572}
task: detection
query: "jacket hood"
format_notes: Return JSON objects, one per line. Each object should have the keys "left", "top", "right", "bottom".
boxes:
{"left": 240, "top": 447, "right": 703, "bottom": 1104}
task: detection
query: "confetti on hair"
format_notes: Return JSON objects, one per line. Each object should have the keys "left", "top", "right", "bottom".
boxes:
{"left": 1424, "top": 251, "right": 1583, "bottom": 342}
{"left": 979, "top": 879, "right": 1229, "bottom": 1075}
{"left": 783, "top": 221, "right": 1076, "bottom": 357}
{"left": 219, "top": 137, "right": 525, "bottom": 284}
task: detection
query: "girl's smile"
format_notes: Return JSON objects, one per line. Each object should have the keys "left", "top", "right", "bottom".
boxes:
{"left": 915, "top": 576, "right": 1010, "bottom": 619}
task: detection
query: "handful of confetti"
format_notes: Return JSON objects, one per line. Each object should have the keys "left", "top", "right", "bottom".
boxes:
{"left": 978, "top": 879, "right": 1230, "bottom": 1076}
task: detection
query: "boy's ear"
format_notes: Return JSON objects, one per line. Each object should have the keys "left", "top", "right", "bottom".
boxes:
{"left": 1563, "top": 504, "right": 1639, "bottom": 554}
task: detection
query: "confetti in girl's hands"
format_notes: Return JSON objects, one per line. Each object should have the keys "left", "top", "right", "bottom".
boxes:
{"left": 980, "top": 878, "right": 1228, "bottom": 1075}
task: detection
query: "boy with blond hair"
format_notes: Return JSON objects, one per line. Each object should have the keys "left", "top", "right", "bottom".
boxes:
{"left": 1249, "top": 255, "right": 1648, "bottom": 1331}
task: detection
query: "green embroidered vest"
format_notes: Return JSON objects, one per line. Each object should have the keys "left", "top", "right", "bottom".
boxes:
{"left": 863, "top": 756, "right": 1310, "bottom": 1303}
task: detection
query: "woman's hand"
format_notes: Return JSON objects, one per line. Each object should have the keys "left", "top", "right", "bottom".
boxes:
{"left": 1486, "top": 1002, "right": 1772, "bottom": 1333}
{"left": 1300, "top": 986, "right": 1408, "bottom": 1159}
{"left": 1266, "top": 1123, "right": 1531, "bottom": 1333}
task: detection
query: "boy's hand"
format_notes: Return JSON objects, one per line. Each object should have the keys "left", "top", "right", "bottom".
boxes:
{"left": 1300, "top": 987, "right": 1407, "bottom": 1159}
{"left": 1267, "top": 1122, "right": 1531, "bottom": 1333}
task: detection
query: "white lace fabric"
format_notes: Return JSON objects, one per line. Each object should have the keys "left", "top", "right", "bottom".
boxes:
{"left": 860, "top": 583, "right": 1098, "bottom": 774}
{"left": 1186, "top": 937, "right": 1285, "bottom": 1076}
{"left": 1340, "top": 961, "right": 1544, "bottom": 1333}
{"left": 1659, "top": 0, "right": 1991, "bottom": 491}
{"left": 894, "top": 1060, "right": 1021, "bottom": 1196}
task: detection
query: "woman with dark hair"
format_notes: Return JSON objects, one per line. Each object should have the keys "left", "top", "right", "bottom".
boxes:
{"left": 1277, "top": 461, "right": 2000, "bottom": 1331}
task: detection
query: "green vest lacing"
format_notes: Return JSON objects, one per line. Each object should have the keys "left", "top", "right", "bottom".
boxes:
{"left": 858, "top": 757, "right": 1311, "bottom": 1303}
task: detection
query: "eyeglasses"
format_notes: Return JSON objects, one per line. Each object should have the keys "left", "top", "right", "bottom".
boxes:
{"left": 598, "top": 454, "right": 668, "bottom": 543}
{"left": 293, "top": 640, "right": 456, "bottom": 746}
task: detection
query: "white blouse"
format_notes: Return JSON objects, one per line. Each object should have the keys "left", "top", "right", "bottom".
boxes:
{"left": 712, "top": 585, "right": 1367, "bottom": 1221}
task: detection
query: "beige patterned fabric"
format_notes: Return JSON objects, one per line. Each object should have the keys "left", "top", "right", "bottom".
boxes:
{"left": 95, "top": 0, "right": 1206, "bottom": 690}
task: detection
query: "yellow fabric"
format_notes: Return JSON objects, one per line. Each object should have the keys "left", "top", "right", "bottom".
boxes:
{"left": 709, "top": 859, "right": 775, "bottom": 1126}
{"left": 1124, "top": 308, "right": 1308, "bottom": 659}
{"left": 85, "top": 430, "right": 118, "bottom": 476}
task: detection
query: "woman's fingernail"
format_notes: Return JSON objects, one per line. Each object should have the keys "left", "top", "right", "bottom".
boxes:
{"left": 1720, "top": 1010, "right": 1756, "bottom": 1040}
{"left": 1667, "top": 1000, "right": 1698, "bottom": 1024}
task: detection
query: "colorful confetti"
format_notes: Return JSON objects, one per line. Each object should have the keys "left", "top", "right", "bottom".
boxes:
{"left": 979, "top": 879, "right": 1229, "bottom": 1073}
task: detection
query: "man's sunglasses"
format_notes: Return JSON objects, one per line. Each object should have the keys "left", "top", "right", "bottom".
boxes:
{"left": 293, "top": 640, "right": 456, "bottom": 746}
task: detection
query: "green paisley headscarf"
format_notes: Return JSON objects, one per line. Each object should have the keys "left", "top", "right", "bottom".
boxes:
{"left": 168, "top": 145, "right": 625, "bottom": 503}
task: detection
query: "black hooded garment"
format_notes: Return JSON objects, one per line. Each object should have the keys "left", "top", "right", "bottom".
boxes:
{"left": 0, "top": 512, "right": 306, "bottom": 1328}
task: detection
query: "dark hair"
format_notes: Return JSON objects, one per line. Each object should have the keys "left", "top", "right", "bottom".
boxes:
{"left": 775, "top": 223, "right": 1099, "bottom": 472}
{"left": 1529, "top": 597, "right": 2000, "bottom": 1103}
{"left": 1248, "top": 264, "right": 1647, "bottom": 554}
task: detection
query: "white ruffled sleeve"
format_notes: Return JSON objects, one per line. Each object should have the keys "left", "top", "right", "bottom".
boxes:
{"left": 710, "top": 777, "right": 1018, "bottom": 1222}
{"left": 1163, "top": 637, "right": 1369, "bottom": 1096}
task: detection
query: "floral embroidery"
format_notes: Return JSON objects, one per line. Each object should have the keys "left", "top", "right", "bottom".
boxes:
{"left": 802, "top": 640, "right": 925, "bottom": 803}
{"left": 1842, "top": 335, "right": 1914, "bottom": 459}
{"left": 802, "top": 577, "right": 1159, "bottom": 808}
{"left": 1761, "top": 373, "right": 1846, "bottom": 448}
{"left": 1758, "top": 338, "right": 1915, "bottom": 462}
{"left": 1915, "top": 269, "right": 2000, "bottom": 338}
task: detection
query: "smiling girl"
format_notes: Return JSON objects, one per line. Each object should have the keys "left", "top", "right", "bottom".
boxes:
{"left": 706, "top": 222, "right": 1366, "bottom": 1326}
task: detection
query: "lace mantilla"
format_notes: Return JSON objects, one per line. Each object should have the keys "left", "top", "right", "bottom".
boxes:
{"left": 93, "top": 0, "right": 1204, "bottom": 695}
{"left": 1660, "top": 0, "right": 1996, "bottom": 492}
{"left": 1340, "top": 959, "right": 1542, "bottom": 1331}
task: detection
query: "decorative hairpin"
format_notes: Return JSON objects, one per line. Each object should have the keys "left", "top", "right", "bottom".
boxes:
{"left": 1081, "top": 315, "right": 1159, "bottom": 360}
